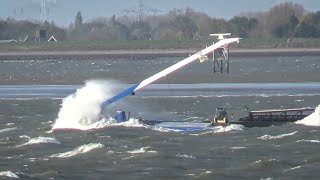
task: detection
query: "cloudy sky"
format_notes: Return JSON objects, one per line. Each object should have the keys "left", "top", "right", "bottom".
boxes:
{"left": 1, "top": 0, "right": 320, "bottom": 26}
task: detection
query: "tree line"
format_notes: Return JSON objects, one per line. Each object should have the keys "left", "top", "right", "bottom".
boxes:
{"left": 0, "top": 2, "right": 319, "bottom": 41}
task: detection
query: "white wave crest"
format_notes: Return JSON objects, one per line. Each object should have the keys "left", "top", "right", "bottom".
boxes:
{"left": 258, "top": 131, "right": 297, "bottom": 140}
{"left": 296, "top": 139, "right": 320, "bottom": 143}
{"left": 0, "top": 171, "right": 19, "bottom": 178}
{"left": 152, "top": 126, "right": 185, "bottom": 132}
{"left": 213, "top": 124, "right": 244, "bottom": 133}
{"left": 0, "top": 127, "right": 18, "bottom": 133}
{"left": 295, "top": 104, "right": 320, "bottom": 126}
{"left": 126, "top": 146, "right": 157, "bottom": 154}
{"left": 17, "top": 137, "right": 60, "bottom": 147}
{"left": 19, "top": 135, "right": 30, "bottom": 139}
{"left": 283, "top": 166, "right": 302, "bottom": 172}
{"left": 50, "top": 143, "right": 104, "bottom": 158}
{"left": 176, "top": 153, "right": 196, "bottom": 159}
{"left": 189, "top": 124, "right": 244, "bottom": 136}
{"left": 230, "top": 146, "right": 246, "bottom": 150}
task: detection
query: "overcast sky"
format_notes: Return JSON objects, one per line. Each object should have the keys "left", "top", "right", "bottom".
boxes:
{"left": 1, "top": 0, "right": 320, "bottom": 27}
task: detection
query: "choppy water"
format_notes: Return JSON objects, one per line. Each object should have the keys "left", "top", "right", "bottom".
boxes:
{"left": 0, "top": 55, "right": 320, "bottom": 179}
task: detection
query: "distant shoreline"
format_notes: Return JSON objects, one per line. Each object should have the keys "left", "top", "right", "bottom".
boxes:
{"left": 0, "top": 48, "right": 319, "bottom": 85}
{"left": 0, "top": 48, "right": 320, "bottom": 60}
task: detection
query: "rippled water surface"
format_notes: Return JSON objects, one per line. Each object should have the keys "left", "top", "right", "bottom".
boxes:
{"left": 0, "top": 55, "right": 320, "bottom": 179}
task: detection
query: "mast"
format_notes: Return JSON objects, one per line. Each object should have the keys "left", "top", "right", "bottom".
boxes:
{"left": 101, "top": 36, "right": 240, "bottom": 109}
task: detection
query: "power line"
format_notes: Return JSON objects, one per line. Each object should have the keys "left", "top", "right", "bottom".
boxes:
{"left": 122, "top": 0, "right": 161, "bottom": 22}
{"left": 40, "top": 0, "right": 56, "bottom": 22}
{"left": 40, "top": 0, "right": 47, "bottom": 22}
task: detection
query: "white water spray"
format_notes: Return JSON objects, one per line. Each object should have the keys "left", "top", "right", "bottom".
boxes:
{"left": 52, "top": 80, "right": 117, "bottom": 131}
{"left": 295, "top": 104, "right": 320, "bottom": 126}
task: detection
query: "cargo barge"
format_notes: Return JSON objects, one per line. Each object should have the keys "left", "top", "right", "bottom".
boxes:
{"left": 230, "top": 107, "right": 315, "bottom": 127}
{"left": 114, "top": 107, "right": 315, "bottom": 131}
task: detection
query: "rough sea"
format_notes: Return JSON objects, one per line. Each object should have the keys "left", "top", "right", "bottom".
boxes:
{"left": 0, "top": 55, "right": 320, "bottom": 179}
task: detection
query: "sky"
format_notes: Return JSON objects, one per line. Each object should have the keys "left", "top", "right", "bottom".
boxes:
{"left": 1, "top": 0, "right": 320, "bottom": 27}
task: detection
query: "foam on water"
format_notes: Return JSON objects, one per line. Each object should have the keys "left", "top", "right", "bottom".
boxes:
{"left": 258, "top": 131, "right": 298, "bottom": 140}
{"left": 296, "top": 139, "right": 320, "bottom": 143}
{"left": 283, "top": 166, "right": 302, "bottom": 172}
{"left": 50, "top": 143, "right": 104, "bottom": 158}
{"left": 176, "top": 153, "right": 196, "bottom": 159}
{"left": 52, "top": 80, "right": 117, "bottom": 131}
{"left": 153, "top": 126, "right": 185, "bottom": 132}
{"left": 17, "top": 137, "right": 60, "bottom": 147}
{"left": 0, "top": 127, "right": 18, "bottom": 133}
{"left": 126, "top": 146, "right": 157, "bottom": 154}
{"left": 189, "top": 124, "right": 244, "bottom": 136}
{"left": 118, "top": 118, "right": 148, "bottom": 128}
{"left": 213, "top": 124, "right": 244, "bottom": 133}
{"left": 19, "top": 135, "right": 30, "bottom": 139}
{"left": 0, "top": 171, "right": 19, "bottom": 178}
{"left": 50, "top": 79, "right": 320, "bottom": 133}
{"left": 295, "top": 104, "right": 320, "bottom": 126}
{"left": 230, "top": 146, "right": 246, "bottom": 150}
{"left": 249, "top": 159, "right": 280, "bottom": 171}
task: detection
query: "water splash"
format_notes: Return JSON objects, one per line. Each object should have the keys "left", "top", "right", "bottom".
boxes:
{"left": 50, "top": 79, "right": 248, "bottom": 133}
{"left": 295, "top": 104, "right": 320, "bottom": 126}
{"left": 212, "top": 124, "right": 244, "bottom": 133}
{"left": 118, "top": 118, "right": 147, "bottom": 128}
{"left": 52, "top": 80, "right": 117, "bottom": 131}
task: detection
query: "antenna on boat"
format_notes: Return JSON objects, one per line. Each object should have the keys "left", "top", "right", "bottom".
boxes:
{"left": 210, "top": 33, "right": 232, "bottom": 73}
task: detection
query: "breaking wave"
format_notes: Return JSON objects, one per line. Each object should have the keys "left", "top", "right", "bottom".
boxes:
{"left": 189, "top": 124, "right": 244, "bottom": 136}
{"left": 258, "top": 131, "right": 298, "bottom": 140}
{"left": 126, "top": 146, "right": 157, "bottom": 154}
{"left": 50, "top": 143, "right": 104, "bottom": 158}
{"left": 0, "top": 171, "right": 19, "bottom": 178}
{"left": 0, "top": 127, "right": 18, "bottom": 133}
{"left": 17, "top": 137, "right": 60, "bottom": 147}
{"left": 296, "top": 139, "right": 320, "bottom": 143}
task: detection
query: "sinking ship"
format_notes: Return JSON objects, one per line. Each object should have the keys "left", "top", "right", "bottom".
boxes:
{"left": 112, "top": 107, "right": 315, "bottom": 131}
{"left": 99, "top": 33, "right": 314, "bottom": 131}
